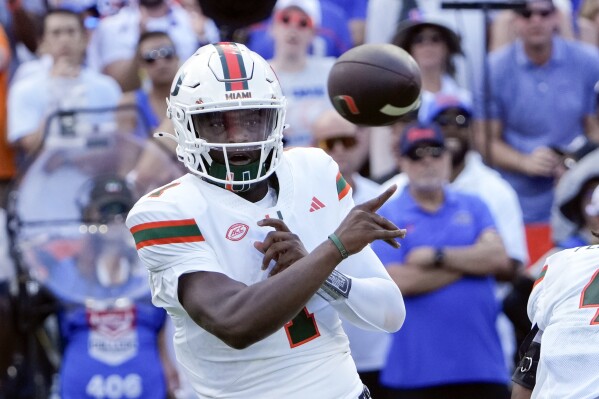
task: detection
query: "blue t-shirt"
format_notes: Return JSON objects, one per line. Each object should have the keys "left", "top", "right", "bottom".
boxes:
{"left": 372, "top": 188, "right": 509, "bottom": 388}
{"left": 475, "top": 37, "right": 599, "bottom": 223}
{"left": 134, "top": 89, "right": 160, "bottom": 139}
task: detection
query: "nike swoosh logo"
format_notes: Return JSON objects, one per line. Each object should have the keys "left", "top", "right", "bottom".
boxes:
{"left": 379, "top": 97, "right": 421, "bottom": 116}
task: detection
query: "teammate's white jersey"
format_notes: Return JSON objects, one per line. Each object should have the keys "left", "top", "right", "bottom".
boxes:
{"left": 527, "top": 244, "right": 599, "bottom": 399}
{"left": 126, "top": 148, "right": 402, "bottom": 398}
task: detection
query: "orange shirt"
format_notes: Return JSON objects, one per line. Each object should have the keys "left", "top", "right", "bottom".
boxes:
{"left": 0, "top": 25, "right": 16, "bottom": 180}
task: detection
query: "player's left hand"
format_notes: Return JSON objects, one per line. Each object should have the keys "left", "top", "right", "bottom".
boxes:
{"left": 255, "top": 218, "right": 308, "bottom": 276}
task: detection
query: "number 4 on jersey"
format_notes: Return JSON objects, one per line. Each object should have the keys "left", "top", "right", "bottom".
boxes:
{"left": 580, "top": 269, "right": 599, "bottom": 325}
{"left": 284, "top": 307, "right": 320, "bottom": 348}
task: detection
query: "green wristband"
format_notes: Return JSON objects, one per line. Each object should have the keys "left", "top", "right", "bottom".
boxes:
{"left": 328, "top": 233, "right": 349, "bottom": 259}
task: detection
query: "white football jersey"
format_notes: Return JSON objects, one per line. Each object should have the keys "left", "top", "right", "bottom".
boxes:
{"left": 126, "top": 148, "right": 369, "bottom": 398}
{"left": 528, "top": 244, "right": 599, "bottom": 399}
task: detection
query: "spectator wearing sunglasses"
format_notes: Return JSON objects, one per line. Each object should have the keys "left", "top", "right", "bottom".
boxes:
{"left": 268, "top": 0, "right": 336, "bottom": 148}
{"left": 372, "top": 122, "right": 512, "bottom": 398}
{"left": 392, "top": 18, "right": 472, "bottom": 126}
{"left": 119, "top": 31, "right": 179, "bottom": 139}
{"left": 311, "top": 109, "right": 389, "bottom": 398}
{"left": 474, "top": 0, "right": 599, "bottom": 267}
{"left": 118, "top": 31, "right": 186, "bottom": 199}
{"left": 489, "top": 0, "right": 574, "bottom": 51}
{"left": 86, "top": 0, "right": 200, "bottom": 92}
{"left": 244, "top": 0, "right": 352, "bottom": 60}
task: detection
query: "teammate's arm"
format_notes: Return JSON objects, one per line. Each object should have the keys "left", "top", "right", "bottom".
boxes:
{"left": 511, "top": 325, "right": 541, "bottom": 398}
{"left": 511, "top": 383, "right": 532, "bottom": 399}
{"left": 178, "top": 186, "right": 406, "bottom": 349}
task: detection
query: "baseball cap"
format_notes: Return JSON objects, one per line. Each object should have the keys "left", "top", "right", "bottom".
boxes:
{"left": 586, "top": 186, "right": 599, "bottom": 217}
{"left": 83, "top": 176, "right": 134, "bottom": 222}
{"left": 423, "top": 93, "right": 473, "bottom": 124}
{"left": 399, "top": 122, "right": 445, "bottom": 156}
{"left": 274, "top": 0, "right": 321, "bottom": 27}
{"left": 392, "top": 17, "right": 462, "bottom": 55}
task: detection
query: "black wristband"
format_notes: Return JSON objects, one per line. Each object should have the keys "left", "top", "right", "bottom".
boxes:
{"left": 512, "top": 341, "right": 540, "bottom": 390}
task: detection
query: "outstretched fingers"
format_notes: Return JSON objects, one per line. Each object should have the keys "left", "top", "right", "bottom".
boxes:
{"left": 370, "top": 213, "right": 407, "bottom": 248}
{"left": 357, "top": 185, "right": 398, "bottom": 213}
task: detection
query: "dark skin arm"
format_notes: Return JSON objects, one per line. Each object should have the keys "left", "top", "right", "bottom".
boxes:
{"left": 177, "top": 185, "right": 406, "bottom": 349}
{"left": 511, "top": 383, "right": 532, "bottom": 399}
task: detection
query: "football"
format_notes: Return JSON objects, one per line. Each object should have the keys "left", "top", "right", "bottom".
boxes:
{"left": 327, "top": 43, "right": 422, "bottom": 126}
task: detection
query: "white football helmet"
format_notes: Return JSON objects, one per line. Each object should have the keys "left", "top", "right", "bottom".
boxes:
{"left": 163, "top": 42, "right": 286, "bottom": 192}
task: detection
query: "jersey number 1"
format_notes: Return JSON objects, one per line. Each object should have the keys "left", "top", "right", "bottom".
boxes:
{"left": 580, "top": 269, "right": 599, "bottom": 325}
{"left": 284, "top": 307, "right": 320, "bottom": 348}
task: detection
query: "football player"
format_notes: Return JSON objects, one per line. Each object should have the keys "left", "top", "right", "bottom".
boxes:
{"left": 512, "top": 185, "right": 599, "bottom": 399}
{"left": 126, "top": 42, "right": 406, "bottom": 398}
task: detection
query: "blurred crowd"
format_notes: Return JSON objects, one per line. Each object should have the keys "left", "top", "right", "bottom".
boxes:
{"left": 1, "top": 0, "right": 599, "bottom": 398}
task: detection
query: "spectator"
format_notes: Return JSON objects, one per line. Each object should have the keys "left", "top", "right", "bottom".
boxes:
{"left": 86, "top": 0, "right": 198, "bottom": 91}
{"left": 177, "top": 0, "right": 220, "bottom": 47}
{"left": 384, "top": 94, "right": 528, "bottom": 368}
{"left": 244, "top": 0, "right": 352, "bottom": 60}
{"left": 392, "top": 17, "right": 471, "bottom": 123}
{"left": 0, "top": 25, "right": 15, "bottom": 208}
{"left": 0, "top": 0, "right": 45, "bottom": 77}
{"left": 7, "top": 8, "right": 122, "bottom": 159}
{"left": 19, "top": 174, "right": 179, "bottom": 398}
{"left": 268, "top": 0, "right": 336, "bottom": 147}
{"left": 528, "top": 148, "right": 599, "bottom": 275}
{"left": 475, "top": 0, "right": 599, "bottom": 264}
{"left": 489, "top": 0, "right": 575, "bottom": 51}
{"left": 365, "top": 0, "right": 487, "bottom": 91}
{"left": 368, "top": 18, "right": 471, "bottom": 182}
{"left": 322, "top": 0, "right": 367, "bottom": 46}
{"left": 311, "top": 109, "right": 388, "bottom": 397}
{"left": 373, "top": 122, "right": 512, "bottom": 398}
{"left": 578, "top": 0, "right": 599, "bottom": 45}
{"left": 119, "top": 31, "right": 179, "bottom": 138}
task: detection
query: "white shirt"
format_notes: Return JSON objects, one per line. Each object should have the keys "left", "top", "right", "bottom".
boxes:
{"left": 418, "top": 75, "right": 472, "bottom": 123}
{"left": 8, "top": 68, "right": 122, "bottom": 143}
{"left": 126, "top": 148, "right": 405, "bottom": 398}
{"left": 270, "top": 57, "right": 336, "bottom": 147}
{"left": 528, "top": 245, "right": 599, "bottom": 399}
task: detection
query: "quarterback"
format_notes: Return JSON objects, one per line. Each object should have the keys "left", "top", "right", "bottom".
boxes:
{"left": 126, "top": 42, "right": 406, "bottom": 398}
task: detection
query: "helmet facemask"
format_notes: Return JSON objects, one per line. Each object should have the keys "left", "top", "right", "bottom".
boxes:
{"left": 190, "top": 108, "right": 284, "bottom": 192}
